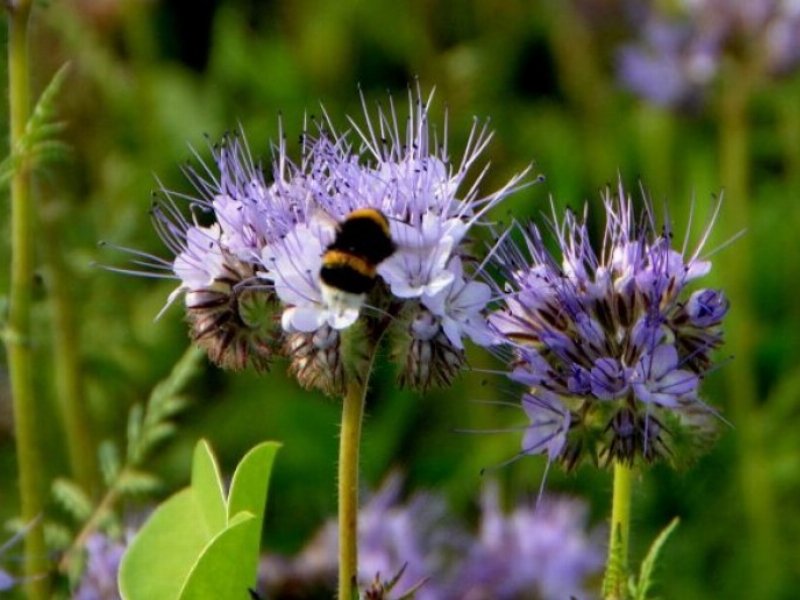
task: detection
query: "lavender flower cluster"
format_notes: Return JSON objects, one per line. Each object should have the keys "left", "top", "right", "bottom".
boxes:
{"left": 617, "top": 0, "right": 800, "bottom": 107}
{"left": 136, "top": 91, "right": 528, "bottom": 393}
{"left": 489, "top": 184, "right": 729, "bottom": 468}
{"left": 259, "top": 475, "right": 603, "bottom": 600}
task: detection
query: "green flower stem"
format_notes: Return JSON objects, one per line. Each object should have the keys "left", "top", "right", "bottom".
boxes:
{"left": 41, "top": 198, "right": 98, "bottom": 494}
{"left": 5, "top": 1, "right": 50, "bottom": 597}
{"left": 718, "top": 64, "right": 780, "bottom": 596}
{"left": 603, "top": 461, "right": 634, "bottom": 600}
{"left": 338, "top": 379, "right": 367, "bottom": 600}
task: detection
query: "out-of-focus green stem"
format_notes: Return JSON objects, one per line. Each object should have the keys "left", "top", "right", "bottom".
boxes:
{"left": 40, "top": 198, "right": 98, "bottom": 494}
{"left": 602, "top": 462, "right": 633, "bottom": 600}
{"left": 634, "top": 105, "right": 675, "bottom": 201}
{"left": 5, "top": 1, "right": 51, "bottom": 597}
{"left": 547, "top": 3, "right": 615, "bottom": 187}
{"left": 718, "top": 65, "right": 779, "bottom": 597}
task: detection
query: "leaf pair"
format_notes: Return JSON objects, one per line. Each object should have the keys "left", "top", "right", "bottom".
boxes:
{"left": 119, "top": 440, "right": 280, "bottom": 600}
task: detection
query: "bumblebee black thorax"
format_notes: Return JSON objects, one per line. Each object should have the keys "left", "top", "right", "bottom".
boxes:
{"left": 320, "top": 209, "right": 396, "bottom": 294}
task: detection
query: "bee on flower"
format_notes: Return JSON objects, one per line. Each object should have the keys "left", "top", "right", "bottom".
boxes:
{"left": 117, "top": 88, "right": 531, "bottom": 394}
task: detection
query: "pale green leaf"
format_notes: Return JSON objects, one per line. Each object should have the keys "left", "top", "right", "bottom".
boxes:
{"left": 227, "top": 441, "right": 281, "bottom": 533}
{"left": 191, "top": 440, "right": 227, "bottom": 537}
{"left": 178, "top": 512, "right": 259, "bottom": 600}
{"left": 119, "top": 489, "right": 208, "bottom": 600}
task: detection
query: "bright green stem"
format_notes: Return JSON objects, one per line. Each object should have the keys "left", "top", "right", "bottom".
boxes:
{"left": 338, "top": 379, "right": 367, "bottom": 600}
{"left": 718, "top": 68, "right": 780, "bottom": 596}
{"left": 603, "top": 462, "right": 634, "bottom": 600}
{"left": 41, "top": 200, "right": 98, "bottom": 494}
{"left": 5, "top": 2, "right": 51, "bottom": 597}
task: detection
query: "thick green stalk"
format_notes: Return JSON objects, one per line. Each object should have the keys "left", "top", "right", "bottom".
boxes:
{"left": 338, "top": 379, "right": 367, "bottom": 600}
{"left": 337, "top": 321, "right": 389, "bottom": 599}
{"left": 718, "top": 67, "right": 780, "bottom": 597}
{"left": 603, "top": 462, "right": 634, "bottom": 600}
{"left": 41, "top": 198, "right": 98, "bottom": 494}
{"left": 5, "top": 1, "right": 51, "bottom": 597}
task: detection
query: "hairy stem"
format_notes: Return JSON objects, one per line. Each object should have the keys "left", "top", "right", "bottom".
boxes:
{"left": 337, "top": 323, "right": 387, "bottom": 600}
{"left": 338, "top": 379, "right": 367, "bottom": 600}
{"left": 603, "top": 461, "right": 634, "bottom": 600}
{"left": 5, "top": 1, "right": 50, "bottom": 597}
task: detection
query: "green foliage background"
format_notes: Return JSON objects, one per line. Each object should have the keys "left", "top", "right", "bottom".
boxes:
{"left": 1, "top": 1, "right": 799, "bottom": 598}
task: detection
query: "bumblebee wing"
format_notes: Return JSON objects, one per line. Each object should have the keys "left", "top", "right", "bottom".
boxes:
{"left": 307, "top": 207, "right": 339, "bottom": 241}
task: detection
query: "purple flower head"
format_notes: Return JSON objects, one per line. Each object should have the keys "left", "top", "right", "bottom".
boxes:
{"left": 117, "top": 90, "right": 531, "bottom": 393}
{"left": 260, "top": 90, "right": 529, "bottom": 364}
{"left": 617, "top": 0, "right": 800, "bottom": 108}
{"left": 490, "top": 182, "right": 729, "bottom": 468}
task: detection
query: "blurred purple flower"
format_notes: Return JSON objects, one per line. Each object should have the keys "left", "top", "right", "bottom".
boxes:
{"left": 617, "top": 20, "right": 718, "bottom": 108}
{"left": 454, "top": 482, "right": 603, "bottom": 600}
{"left": 261, "top": 473, "right": 462, "bottom": 599}
{"left": 74, "top": 533, "right": 127, "bottom": 600}
{"left": 260, "top": 476, "right": 602, "bottom": 600}
{"left": 489, "top": 182, "right": 729, "bottom": 467}
{"left": 617, "top": 0, "right": 800, "bottom": 107}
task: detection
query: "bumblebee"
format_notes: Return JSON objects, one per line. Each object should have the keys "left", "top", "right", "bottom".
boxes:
{"left": 319, "top": 208, "right": 396, "bottom": 317}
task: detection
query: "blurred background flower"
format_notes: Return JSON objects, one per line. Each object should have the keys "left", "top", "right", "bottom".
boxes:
{"left": 258, "top": 475, "right": 602, "bottom": 600}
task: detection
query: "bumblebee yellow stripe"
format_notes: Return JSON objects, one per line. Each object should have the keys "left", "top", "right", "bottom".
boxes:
{"left": 322, "top": 250, "right": 377, "bottom": 277}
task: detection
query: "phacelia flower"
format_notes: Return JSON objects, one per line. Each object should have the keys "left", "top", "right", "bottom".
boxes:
{"left": 121, "top": 89, "right": 530, "bottom": 394}
{"left": 259, "top": 477, "right": 602, "bottom": 600}
{"left": 617, "top": 0, "right": 800, "bottom": 108}
{"left": 490, "top": 183, "right": 729, "bottom": 468}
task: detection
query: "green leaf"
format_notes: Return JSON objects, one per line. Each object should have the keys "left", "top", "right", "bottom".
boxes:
{"left": 141, "top": 422, "right": 178, "bottom": 450}
{"left": 119, "top": 439, "right": 281, "bottom": 600}
{"left": 126, "top": 404, "right": 144, "bottom": 462}
{"left": 51, "top": 478, "right": 93, "bottom": 522}
{"left": 633, "top": 517, "right": 680, "bottom": 600}
{"left": 177, "top": 512, "right": 259, "bottom": 600}
{"left": 99, "top": 440, "right": 121, "bottom": 486}
{"left": 191, "top": 440, "right": 227, "bottom": 537}
{"left": 119, "top": 489, "right": 209, "bottom": 600}
{"left": 226, "top": 441, "right": 281, "bottom": 594}
{"left": 115, "top": 470, "right": 162, "bottom": 496}
{"left": 227, "top": 442, "right": 281, "bottom": 531}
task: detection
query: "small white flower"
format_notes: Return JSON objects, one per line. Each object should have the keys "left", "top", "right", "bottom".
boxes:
{"left": 422, "top": 257, "right": 493, "bottom": 349}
